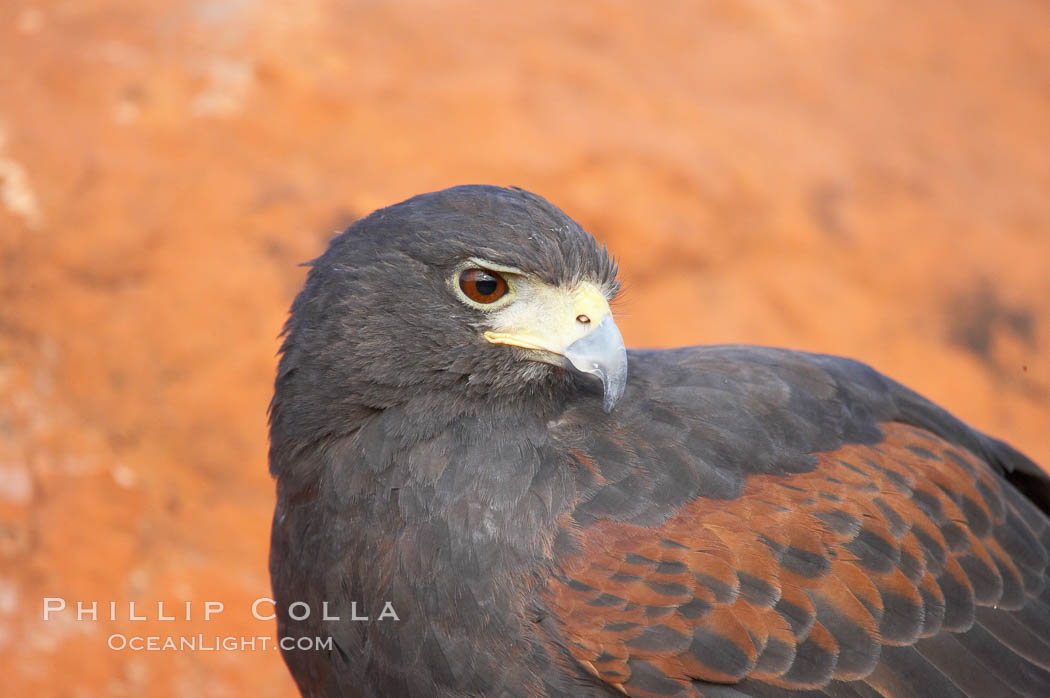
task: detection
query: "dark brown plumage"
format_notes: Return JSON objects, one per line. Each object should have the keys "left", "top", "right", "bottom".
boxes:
{"left": 547, "top": 423, "right": 1049, "bottom": 696}
{"left": 268, "top": 185, "right": 1050, "bottom": 697}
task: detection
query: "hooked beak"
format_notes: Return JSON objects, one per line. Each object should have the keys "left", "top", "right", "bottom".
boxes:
{"left": 483, "top": 281, "right": 628, "bottom": 413}
{"left": 562, "top": 315, "right": 627, "bottom": 413}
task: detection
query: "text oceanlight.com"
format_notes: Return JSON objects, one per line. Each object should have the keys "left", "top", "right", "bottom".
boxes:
{"left": 106, "top": 634, "right": 334, "bottom": 652}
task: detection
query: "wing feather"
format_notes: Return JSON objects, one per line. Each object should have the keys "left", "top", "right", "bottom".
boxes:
{"left": 545, "top": 423, "right": 1050, "bottom": 697}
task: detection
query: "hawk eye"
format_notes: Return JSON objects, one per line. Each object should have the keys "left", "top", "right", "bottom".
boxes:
{"left": 459, "top": 268, "right": 508, "bottom": 304}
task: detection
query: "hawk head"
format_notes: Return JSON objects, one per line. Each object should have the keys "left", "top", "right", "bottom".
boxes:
{"left": 269, "top": 185, "right": 626, "bottom": 471}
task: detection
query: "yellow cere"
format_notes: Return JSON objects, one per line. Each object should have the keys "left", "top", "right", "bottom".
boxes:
{"left": 483, "top": 281, "right": 612, "bottom": 357}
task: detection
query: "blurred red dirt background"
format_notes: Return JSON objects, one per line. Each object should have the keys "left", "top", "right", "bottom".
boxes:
{"left": 1, "top": 1, "right": 1048, "bottom": 695}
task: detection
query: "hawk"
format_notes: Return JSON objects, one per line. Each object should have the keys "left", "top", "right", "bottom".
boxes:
{"left": 268, "top": 185, "right": 1050, "bottom": 697}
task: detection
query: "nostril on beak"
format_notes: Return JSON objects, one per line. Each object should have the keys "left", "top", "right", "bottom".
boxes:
{"left": 576, "top": 314, "right": 591, "bottom": 325}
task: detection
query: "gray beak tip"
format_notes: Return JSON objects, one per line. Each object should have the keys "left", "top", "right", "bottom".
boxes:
{"left": 563, "top": 316, "right": 628, "bottom": 413}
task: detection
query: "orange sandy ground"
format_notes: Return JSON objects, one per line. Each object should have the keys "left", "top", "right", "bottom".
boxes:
{"left": 1, "top": 1, "right": 1048, "bottom": 695}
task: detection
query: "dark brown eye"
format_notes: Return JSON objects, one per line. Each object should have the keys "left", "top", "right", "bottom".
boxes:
{"left": 459, "top": 268, "right": 508, "bottom": 304}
